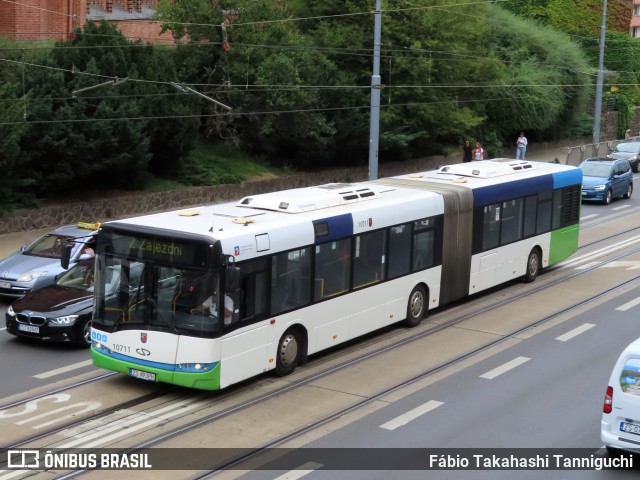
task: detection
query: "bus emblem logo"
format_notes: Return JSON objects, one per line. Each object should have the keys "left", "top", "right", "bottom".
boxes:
{"left": 234, "top": 246, "right": 240, "bottom": 256}
{"left": 141, "top": 333, "right": 147, "bottom": 343}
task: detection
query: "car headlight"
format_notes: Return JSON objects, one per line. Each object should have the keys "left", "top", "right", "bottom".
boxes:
{"left": 49, "top": 315, "right": 79, "bottom": 325}
{"left": 593, "top": 185, "right": 606, "bottom": 190}
{"left": 17, "top": 271, "right": 47, "bottom": 282}
{"left": 7, "top": 305, "right": 15, "bottom": 316}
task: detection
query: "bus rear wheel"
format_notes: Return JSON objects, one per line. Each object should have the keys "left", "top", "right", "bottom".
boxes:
{"left": 405, "top": 285, "right": 428, "bottom": 328}
{"left": 275, "top": 329, "right": 301, "bottom": 376}
{"left": 524, "top": 248, "right": 540, "bottom": 283}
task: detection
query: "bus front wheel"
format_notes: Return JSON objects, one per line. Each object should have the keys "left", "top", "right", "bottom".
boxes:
{"left": 524, "top": 248, "right": 541, "bottom": 283}
{"left": 275, "top": 329, "right": 301, "bottom": 376}
{"left": 405, "top": 285, "right": 428, "bottom": 328}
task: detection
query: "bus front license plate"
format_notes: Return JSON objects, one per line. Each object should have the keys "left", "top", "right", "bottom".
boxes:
{"left": 129, "top": 369, "right": 155, "bottom": 382}
{"left": 620, "top": 422, "right": 640, "bottom": 435}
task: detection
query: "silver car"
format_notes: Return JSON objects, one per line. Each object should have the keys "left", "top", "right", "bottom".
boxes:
{"left": 608, "top": 141, "right": 640, "bottom": 173}
{"left": 0, "top": 223, "right": 98, "bottom": 299}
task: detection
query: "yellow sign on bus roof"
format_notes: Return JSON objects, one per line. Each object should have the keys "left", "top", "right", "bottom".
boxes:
{"left": 77, "top": 221, "right": 101, "bottom": 230}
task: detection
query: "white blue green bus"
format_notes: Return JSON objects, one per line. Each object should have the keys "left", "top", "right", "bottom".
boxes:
{"left": 90, "top": 159, "right": 581, "bottom": 390}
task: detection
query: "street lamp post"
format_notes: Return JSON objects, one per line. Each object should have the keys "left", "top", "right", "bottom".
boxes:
{"left": 368, "top": 0, "right": 382, "bottom": 180}
{"left": 593, "top": 0, "right": 607, "bottom": 156}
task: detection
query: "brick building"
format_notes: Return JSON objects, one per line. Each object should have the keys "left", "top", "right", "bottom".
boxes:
{"left": 0, "top": 0, "right": 175, "bottom": 44}
{"left": 632, "top": 0, "right": 640, "bottom": 37}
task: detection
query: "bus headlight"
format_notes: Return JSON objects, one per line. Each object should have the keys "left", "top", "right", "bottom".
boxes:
{"left": 176, "top": 362, "right": 215, "bottom": 373}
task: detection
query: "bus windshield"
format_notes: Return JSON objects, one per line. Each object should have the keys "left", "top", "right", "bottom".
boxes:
{"left": 92, "top": 255, "right": 224, "bottom": 338}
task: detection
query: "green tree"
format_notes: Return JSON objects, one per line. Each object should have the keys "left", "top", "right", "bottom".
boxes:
{"left": 502, "top": 0, "right": 633, "bottom": 35}
{"left": 158, "top": 0, "right": 338, "bottom": 167}
{"left": 483, "top": 6, "right": 591, "bottom": 141}
{"left": 3, "top": 21, "right": 201, "bottom": 200}
{"left": 0, "top": 81, "right": 30, "bottom": 213}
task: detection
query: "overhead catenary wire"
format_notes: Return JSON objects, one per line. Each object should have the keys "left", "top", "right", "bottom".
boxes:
{"left": 0, "top": 94, "right": 611, "bottom": 126}
{"left": 0, "top": 0, "right": 608, "bottom": 126}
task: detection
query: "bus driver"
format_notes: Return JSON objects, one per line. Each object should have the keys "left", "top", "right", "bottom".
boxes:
{"left": 190, "top": 291, "right": 234, "bottom": 325}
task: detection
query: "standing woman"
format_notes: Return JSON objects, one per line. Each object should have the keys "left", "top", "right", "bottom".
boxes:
{"left": 516, "top": 132, "right": 528, "bottom": 159}
{"left": 472, "top": 142, "right": 485, "bottom": 161}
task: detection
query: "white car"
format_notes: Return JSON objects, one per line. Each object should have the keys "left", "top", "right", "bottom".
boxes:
{"left": 601, "top": 337, "right": 640, "bottom": 453}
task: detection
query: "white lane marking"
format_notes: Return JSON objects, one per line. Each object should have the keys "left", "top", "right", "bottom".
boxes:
{"left": 601, "top": 261, "right": 640, "bottom": 270}
{"left": 616, "top": 297, "right": 640, "bottom": 312}
{"left": 0, "top": 327, "right": 5, "bottom": 331}
{"left": 613, "top": 205, "right": 632, "bottom": 211}
{"left": 557, "top": 235, "right": 640, "bottom": 268}
{"left": 379, "top": 400, "right": 444, "bottom": 431}
{"left": 580, "top": 214, "right": 599, "bottom": 220}
{"left": 59, "top": 397, "right": 207, "bottom": 448}
{"left": 575, "top": 261, "right": 601, "bottom": 270}
{"left": 0, "top": 469, "right": 28, "bottom": 480}
{"left": 480, "top": 357, "right": 530, "bottom": 380}
{"left": 273, "top": 462, "right": 324, "bottom": 480}
{"left": 555, "top": 323, "right": 596, "bottom": 342}
{"left": 33, "top": 360, "right": 93, "bottom": 379}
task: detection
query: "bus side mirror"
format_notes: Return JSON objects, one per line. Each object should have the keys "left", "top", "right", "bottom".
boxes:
{"left": 61, "top": 242, "right": 73, "bottom": 270}
{"left": 225, "top": 266, "right": 241, "bottom": 292}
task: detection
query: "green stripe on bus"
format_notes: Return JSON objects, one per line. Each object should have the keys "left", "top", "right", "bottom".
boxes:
{"left": 549, "top": 224, "right": 580, "bottom": 266}
{"left": 91, "top": 349, "right": 221, "bottom": 390}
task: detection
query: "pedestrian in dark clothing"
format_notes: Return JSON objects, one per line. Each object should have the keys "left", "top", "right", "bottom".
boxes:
{"left": 463, "top": 140, "right": 473, "bottom": 163}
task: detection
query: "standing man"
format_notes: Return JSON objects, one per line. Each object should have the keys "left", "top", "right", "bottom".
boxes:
{"left": 462, "top": 140, "right": 473, "bottom": 163}
{"left": 516, "top": 132, "right": 528, "bottom": 159}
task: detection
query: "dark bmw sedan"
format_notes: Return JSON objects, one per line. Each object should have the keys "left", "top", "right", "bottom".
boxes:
{"left": 6, "top": 259, "right": 95, "bottom": 347}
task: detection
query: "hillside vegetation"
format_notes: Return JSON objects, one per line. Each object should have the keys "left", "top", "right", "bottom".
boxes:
{"left": 0, "top": 1, "right": 631, "bottom": 214}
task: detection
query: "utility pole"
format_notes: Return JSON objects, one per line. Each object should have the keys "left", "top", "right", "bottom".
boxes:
{"left": 368, "top": 0, "right": 382, "bottom": 180}
{"left": 593, "top": 0, "right": 607, "bottom": 156}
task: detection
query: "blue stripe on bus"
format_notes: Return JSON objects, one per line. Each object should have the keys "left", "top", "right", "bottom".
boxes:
{"left": 313, "top": 213, "right": 353, "bottom": 242}
{"left": 552, "top": 168, "right": 582, "bottom": 189}
{"left": 473, "top": 175, "right": 553, "bottom": 206}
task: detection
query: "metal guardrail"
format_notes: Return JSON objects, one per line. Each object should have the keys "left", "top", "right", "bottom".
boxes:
{"left": 565, "top": 136, "right": 640, "bottom": 166}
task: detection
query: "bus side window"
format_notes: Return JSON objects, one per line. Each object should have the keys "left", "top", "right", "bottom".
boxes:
{"left": 239, "top": 258, "right": 268, "bottom": 322}
{"left": 314, "top": 239, "right": 350, "bottom": 301}
{"left": 271, "top": 247, "right": 311, "bottom": 314}
{"left": 388, "top": 224, "right": 411, "bottom": 279}
{"left": 353, "top": 230, "right": 386, "bottom": 288}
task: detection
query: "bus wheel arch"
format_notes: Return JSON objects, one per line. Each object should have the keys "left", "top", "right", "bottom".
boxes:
{"left": 275, "top": 325, "right": 307, "bottom": 376}
{"left": 405, "top": 283, "right": 429, "bottom": 328}
{"left": 524, "top": 247, "right": 542, "bottom": 283}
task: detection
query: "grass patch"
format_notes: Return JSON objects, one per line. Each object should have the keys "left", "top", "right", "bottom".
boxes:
{"left": 176, "top": 141, "right": 278, "bottom": 187}
{"left": 141, "top": 141, "right": 281, "bottom": 192}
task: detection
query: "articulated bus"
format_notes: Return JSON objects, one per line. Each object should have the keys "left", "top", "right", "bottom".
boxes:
{"left": 90, "top": 159, "right": 581, "bottom": 390}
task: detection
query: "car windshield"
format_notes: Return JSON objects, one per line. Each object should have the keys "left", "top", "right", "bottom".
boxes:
{"left": 57, "top": 262, "right": 95, "bottom": 292}
{"left": 581, "top": 163, "right": 612, "bottom": 178}
{"left": 23, "top": 234, "right": 79, "bottom": 259}
{"left": 614, "top": 143, "right": 640, "bottom": 154}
